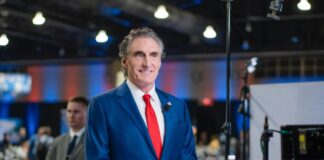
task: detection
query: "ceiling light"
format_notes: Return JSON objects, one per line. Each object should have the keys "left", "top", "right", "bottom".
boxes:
{"left": 203, "top": 25, "right": 217, "bottom": 39}
{"left": 245, "top": 22, "right": 252, "bottom": 33}
{"left": 0, "top": 33, "right": 9, "bottom": 46}
{"left": 291, "top": 36, "right": 299, "bottom": 44}
{"left": 32, "top": 11, "right": 46, "bottom": 25}
{"left": 154, "top": 5, "right": 169, "bottom": 19}
{"left": 241, "top": 40, "right": 250, "bottom": 50}
{"left": 297, "top": 0, "right": 311, "bottom": 11}
{"left": 0, "top": 0, "right": 7, "bottom": 5}
{"left": 95, "top": 30, "right": 109, "bottom": 43}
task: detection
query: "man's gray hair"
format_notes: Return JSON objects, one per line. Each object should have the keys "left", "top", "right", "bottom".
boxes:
{"left": 118, "top": 27, "right": 165, "bottom": 77}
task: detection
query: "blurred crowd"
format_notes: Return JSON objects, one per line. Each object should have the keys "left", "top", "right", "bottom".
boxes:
{"left": 0, "top": 126, "right": 53, "bottom": 160}
{"left": 193, "top": 126, "right": 238, "bottom": 160}
{"left": 0, "top": 125, "right": 239, "bottom": 160}
{"left": 0, "top": 122, "right": 237, "bottom": 160}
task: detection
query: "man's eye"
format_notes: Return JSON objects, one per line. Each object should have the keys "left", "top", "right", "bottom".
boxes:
{"left": 151, "top": 52, "right": 159, "bottom": 57}
{"left": 136, "top": 53, "right": 144, "bottom": 57}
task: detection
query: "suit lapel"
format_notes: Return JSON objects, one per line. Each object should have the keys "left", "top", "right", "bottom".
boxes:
{"left": 116, "top": 82, "right": 155, "bottom": 154}
{"left": 61, "top": 134, "right": 70, "bottom": 160}
{"left": 156, "top": 89, "right": 172, "bottom": 158}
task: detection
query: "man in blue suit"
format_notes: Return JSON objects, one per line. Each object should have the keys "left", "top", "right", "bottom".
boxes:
{"left": 85, "top": 27, "right": 197, "bottom": 160}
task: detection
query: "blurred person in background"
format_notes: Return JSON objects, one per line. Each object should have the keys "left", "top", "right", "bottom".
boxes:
{"left": 0, "top": 133, "right": 11, "bottom": 153}
{"left": 205, "top": 134, "right": 221, "bottom": 160}
{"left": 28, "top": 126, "right": 53, "bottom": 160}
{"left": 46, "top": 96, "right": 88, "bottom": 160}
{"left": 0, "top": 132, "right": 28, "bottom": 160}
{"left": 18, "top": 127, "right": 28, "bottom": 144}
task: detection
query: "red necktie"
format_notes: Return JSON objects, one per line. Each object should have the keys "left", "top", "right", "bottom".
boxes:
{"left": 143, "top": 94, "right": 162, "bottom": 159}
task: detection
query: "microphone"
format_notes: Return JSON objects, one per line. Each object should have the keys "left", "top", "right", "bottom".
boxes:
{"left": 264, "top": 116, "right": 269, "bottom": 130}
{"left": 267, "top": 0, "right": 284, "bottom": 21}
{"left": 163, "top": 102, "right": 172, "bottom": 112}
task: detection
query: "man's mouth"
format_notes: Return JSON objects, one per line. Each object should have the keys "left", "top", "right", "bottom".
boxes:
{"left": 139, "top": 69, "right": 152, "bottom": 73}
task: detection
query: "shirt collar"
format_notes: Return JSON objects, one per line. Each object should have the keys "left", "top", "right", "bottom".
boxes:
{"left": 126, "top": 79, "right": 158, "bottom": 102}
{"left": 69, "top": 127, "right": 85, "bottom": 138}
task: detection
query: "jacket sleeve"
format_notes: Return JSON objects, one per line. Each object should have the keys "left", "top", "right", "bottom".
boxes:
{"left": 85, "top": 98, "right": 110, "bottom": 160}
{"left": 182, "top": 103, "right": 198, "bottom": 160}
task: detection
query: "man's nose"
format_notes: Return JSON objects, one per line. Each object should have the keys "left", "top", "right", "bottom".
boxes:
{"left": 143, "top": 56, "right": 150, "bottom": 66}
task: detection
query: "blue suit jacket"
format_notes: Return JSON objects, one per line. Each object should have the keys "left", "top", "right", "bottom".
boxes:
{"left": 85, "top": 82, "right": 197, "bottom": 160}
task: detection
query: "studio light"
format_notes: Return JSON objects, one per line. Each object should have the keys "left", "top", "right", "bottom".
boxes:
{"left": 0, "top": 33, "right": 9, "bottom": 46}
{"left": 154, "top": 5, "right": 169, "bottom": 19}
{"left": 95, "top": 30, "right": 109, "bottom": 43}
{"left": 250, "top": 57, "right": 258, "bottom": 66}
{"left": 297, "top": 0, "right": 311, "bottom": 11}
{"left": 32, "top": 11, "right": 46, "bottom": 25}
{"left": 203, "top": 25, "right": 217, "bottom": 39}
{"left": 247, "top": 57, "right": 258, "bottom": 73}
{"left": 247, "top": 65, "right": 256, "bottom": 73}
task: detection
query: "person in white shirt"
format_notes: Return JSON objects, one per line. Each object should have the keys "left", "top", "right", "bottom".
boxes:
{"left": 46, "top": 96, "right": 88, "bottom": 160}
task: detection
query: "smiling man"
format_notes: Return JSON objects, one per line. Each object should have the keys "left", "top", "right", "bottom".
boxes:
{"left": 85, "top": 27, "right": 197, "bottom": 160}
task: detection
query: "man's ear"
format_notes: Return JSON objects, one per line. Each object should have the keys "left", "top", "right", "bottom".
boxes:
{"left": 121, "top": 58, "right": 127, "bottom": 69}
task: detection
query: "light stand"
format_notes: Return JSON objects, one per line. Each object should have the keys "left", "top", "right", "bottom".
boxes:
{"left": 221, "top": 0, "right": 233, "bottom": 159}
{"left": 238, "top": 58, "right": 257, "bottom": 160}
{"left": 238, "top": 69, "right": 250, "bottom": 160}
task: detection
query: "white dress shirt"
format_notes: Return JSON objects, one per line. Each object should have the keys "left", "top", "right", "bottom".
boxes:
{"left": 126, "top": 79, "right": 165, "bottom": 143}
{"left": 69, "top": 127, "right": 85, "bottom": 145}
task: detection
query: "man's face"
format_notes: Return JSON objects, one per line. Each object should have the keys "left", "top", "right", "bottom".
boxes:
{"left": 123, "top": 37, "right": 162, "bottom": 91}
{"left": 66, "top": 102, "right": 87, "bottom": 131}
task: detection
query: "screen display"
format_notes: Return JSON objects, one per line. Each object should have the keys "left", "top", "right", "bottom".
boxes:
{"left": 0, "top": 72, "right": 32, "bottom": 96}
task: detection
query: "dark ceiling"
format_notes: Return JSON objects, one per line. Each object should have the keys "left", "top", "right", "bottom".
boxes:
{"left": 0, "top": 0, "right": 324, "bottom": 63}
